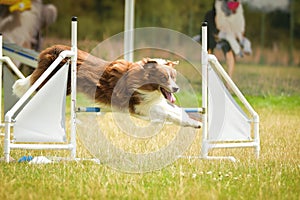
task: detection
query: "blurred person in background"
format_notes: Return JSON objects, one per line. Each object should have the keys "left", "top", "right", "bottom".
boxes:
{"left": 0, "top": 0, "right": 57, "bottom": 52}
{"left": 196, "top": 0, "right": 252, "bottom": 78}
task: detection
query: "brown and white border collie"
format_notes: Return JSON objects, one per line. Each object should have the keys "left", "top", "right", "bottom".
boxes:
{"left": 13, "top": 45, "right": 202, "bottom": 128}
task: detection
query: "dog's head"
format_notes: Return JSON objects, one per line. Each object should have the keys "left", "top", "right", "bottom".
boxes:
{"left": 112, "top": 58, "right": 180, "bottom": 105}
{"left": 137, "top": 58, "right": 179, "bottom": 103}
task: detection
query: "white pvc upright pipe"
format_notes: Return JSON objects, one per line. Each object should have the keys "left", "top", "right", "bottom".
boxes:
{"left": 70, "top": 16, "right": 78, "bottom": 159}
{"left": 124, "top": 0, "right": 134, "bottom": 62}
{"left": 201, "top": 22, "right": 208, "bottom": 158}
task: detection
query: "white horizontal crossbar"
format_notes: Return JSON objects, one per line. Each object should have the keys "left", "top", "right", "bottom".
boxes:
{"left": 9, "top": 143, "right": 74, "bottom": 150}
{"left": 207, "top": 142, "right": 259, "bottom": 149}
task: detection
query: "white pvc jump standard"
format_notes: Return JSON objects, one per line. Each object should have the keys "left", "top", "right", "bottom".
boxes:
{"left": 200, "top": 22, "right": 260, "bottom": 161}
{"left": 3, "top": 17, "right": 78, "bottom": 163}
{"left": 181, "top": 23, "right": 260, "bottom": 162}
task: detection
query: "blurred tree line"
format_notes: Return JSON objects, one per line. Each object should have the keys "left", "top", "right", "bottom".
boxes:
{"left": 44, "top": 0, "right": 299, "bottom": 63}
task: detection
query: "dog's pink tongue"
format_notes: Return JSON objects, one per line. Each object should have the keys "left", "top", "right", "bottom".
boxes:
{"left": 161, "top": 88, "right": 176, "bottom": 103}
{"left": 167, "top": 93, "right": 176, "bottom": 103}
{"left": 170, "top": 93, "right": 176, "bottom": 103}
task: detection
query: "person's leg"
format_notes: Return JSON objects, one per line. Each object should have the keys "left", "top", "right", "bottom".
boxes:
{"left": 225, "top": 50, "right": 235, "bottom": 78}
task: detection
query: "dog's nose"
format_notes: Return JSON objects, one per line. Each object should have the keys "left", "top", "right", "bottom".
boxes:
{"left": 172, "top": 87, "right": 179, "bottom": 93}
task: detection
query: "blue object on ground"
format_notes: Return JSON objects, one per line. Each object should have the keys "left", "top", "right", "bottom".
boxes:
{"left": 18, "top": 156, "right": 33, "bottom": 163}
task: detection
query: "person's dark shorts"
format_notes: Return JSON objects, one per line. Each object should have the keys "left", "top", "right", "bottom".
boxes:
{"left": 217, "top": 39, "right": 232, "bottom": 54}
{"left": 207, "top": 35, "right": 232, "bottom": 55}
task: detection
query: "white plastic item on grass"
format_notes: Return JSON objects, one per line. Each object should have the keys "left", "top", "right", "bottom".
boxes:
{"left": 29, "top": 156, "right": 53, "bottom": 164}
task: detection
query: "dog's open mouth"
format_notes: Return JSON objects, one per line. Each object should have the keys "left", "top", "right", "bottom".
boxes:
{"left": 160, "top": 87, "right": 176, "bottom": 103}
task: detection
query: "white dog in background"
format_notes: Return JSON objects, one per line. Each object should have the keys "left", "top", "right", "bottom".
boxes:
{"left": 215, "top": 0, "right": 252, "bottom": 56}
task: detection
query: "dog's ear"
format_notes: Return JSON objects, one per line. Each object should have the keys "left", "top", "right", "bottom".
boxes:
{"left": 165, "top": 60, "right": 179, "bottom": 68}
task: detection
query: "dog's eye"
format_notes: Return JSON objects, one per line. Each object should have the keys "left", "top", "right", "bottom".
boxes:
{"left": 161, "top": 76, "right": 168, "bottom": 82}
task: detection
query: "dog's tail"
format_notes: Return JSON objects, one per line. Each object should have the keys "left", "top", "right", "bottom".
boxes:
{"left": 12, "top": 76, "right": 32, "bottom": 97}
{"left": 12, "top": 45, "right": 71, "bottom": 97}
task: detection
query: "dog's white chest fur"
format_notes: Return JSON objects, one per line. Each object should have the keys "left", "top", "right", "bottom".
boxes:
{"left": 134, "top": 90, "right": 164, "bottom": 117}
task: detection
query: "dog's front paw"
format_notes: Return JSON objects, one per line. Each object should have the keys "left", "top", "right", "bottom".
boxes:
{"left": 195, "top": 121, "right": 202, "bottom": 129}
{"left": 183, "top": 118, "right": 202, "bottom": 129}
{"left": 181, "top": 111, "right": 202, "bottom": 128}
{"left": 191, "top": 120, "right": 202, "bottom": 129}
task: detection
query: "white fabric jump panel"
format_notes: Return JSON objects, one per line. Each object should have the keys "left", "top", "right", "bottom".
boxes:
{"left": 14, "top": 65, "right": 69, "bottom": 143}
{"left": 207, "top": 64, "right": 251, "bottom": 141}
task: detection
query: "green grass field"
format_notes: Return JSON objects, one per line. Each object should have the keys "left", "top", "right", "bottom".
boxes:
{"left": 0, "top": 64, "right": 299, "bottom": 200}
